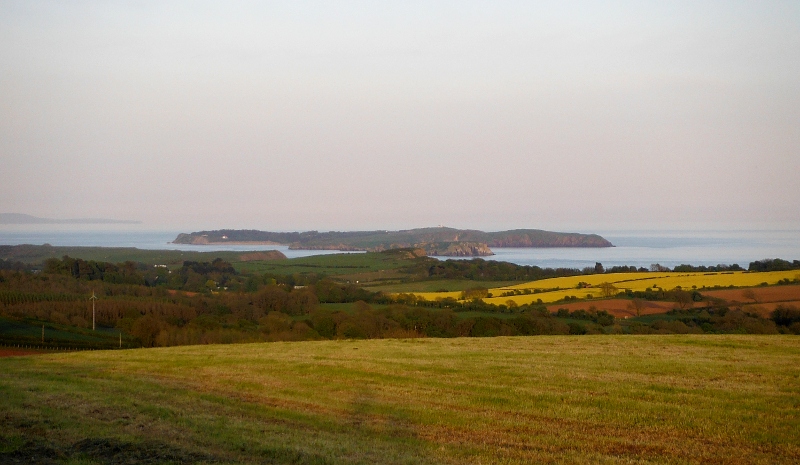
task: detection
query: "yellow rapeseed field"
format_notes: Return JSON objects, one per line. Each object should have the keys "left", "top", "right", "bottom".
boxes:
{"left": 411, "top": 270, "right": 800, "bottom": 306}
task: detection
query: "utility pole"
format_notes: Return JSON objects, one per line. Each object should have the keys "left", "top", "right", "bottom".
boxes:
{"left": 90, "top": 291, "right": 98, "bottom": 331}
{"left": 42, "top": 324, "right": 44, "bottom": 344}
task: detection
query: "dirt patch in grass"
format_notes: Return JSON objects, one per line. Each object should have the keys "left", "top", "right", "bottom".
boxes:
{"left": 0, "top": 348, "right": 51, "bottom": 357}
{"left": 71, "top": 438, "right": 219, "bottom": 464}
{"left": 0, "top": 437, "right": 219, "bottom": 465}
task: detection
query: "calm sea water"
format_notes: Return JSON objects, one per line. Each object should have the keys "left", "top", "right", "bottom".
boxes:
{"left": 434, "top": 230, "right": 800, "bottom": 269}
{"left": 0, "top": 229, "right": 354, "bottom": 260}
{"left": 0, "top": 228, "right": 798, "bottom": 269}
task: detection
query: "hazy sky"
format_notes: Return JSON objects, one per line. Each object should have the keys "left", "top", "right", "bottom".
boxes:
{"left": 2, "top": 1, "right": 799, "bottom": 231}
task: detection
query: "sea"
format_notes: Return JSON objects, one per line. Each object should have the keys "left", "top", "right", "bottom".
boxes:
{"left": 0, "top": 227, "right": 798, "bottom": 270}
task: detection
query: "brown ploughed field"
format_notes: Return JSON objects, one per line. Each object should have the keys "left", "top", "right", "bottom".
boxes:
{"left": 546, "top": 299, "right": 676, "bottom": 317}
{"left": 702, "top": 284, "right": 800, "bottom": 304}
{"left": 546, "top": 284, "right": 800, "bottom": 318}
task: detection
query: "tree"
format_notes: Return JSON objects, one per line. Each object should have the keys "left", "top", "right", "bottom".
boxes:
{"left": 461, "top": 287, "right": 489, "bottom": 300}
{"left": 771, "top": 305, "right": 800, "bottom": 327}
{"left": 748, "top": 258, "right": 797, "bottom": 272}
{"left": 673, "top": 290, "right": 693, "bottom": 310}
{"left": 131, "top": 315, "right": 162, "bottom": 347}
{"left": 741, "top": 288, "right": 758, "bottom": 303}
{"left": 594, "top": 262, "right": 604, "bottom": 273}
{"left": 285, "top": 289, "right": 319, "bottom": 315}
{"left": 597, "top": 282, "right": 618, "bottom": 298}
{"left": 627, "top": 298, "right": 645, "bottom": 317}
{"left": 256, "top": 285, "right": 288, "bottom": 313}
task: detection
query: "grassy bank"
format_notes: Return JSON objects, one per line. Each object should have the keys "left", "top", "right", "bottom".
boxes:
{"left": 1, "top": 335, "right": 798, "bottom": 464}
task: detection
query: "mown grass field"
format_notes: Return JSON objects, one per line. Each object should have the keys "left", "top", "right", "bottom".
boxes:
{"left": 413, "top": 270, "right": 800, "bottom": 305}
{"left": 1, "top": 335, "right": 798, "bottom": 464}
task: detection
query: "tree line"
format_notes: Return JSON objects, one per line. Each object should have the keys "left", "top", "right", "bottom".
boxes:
{"left": 403, "top": 257, "right": 797, "bottom": 282}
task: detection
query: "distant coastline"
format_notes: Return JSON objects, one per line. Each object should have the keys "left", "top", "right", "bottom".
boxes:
{"left": 172, "top": 227, "right": 613, "bottom": 257}
{"left": 0, "top": 213, "right": 141, "bottom": 225}
{"left": 0, "top": 229, "right": 796, "bottom": 269}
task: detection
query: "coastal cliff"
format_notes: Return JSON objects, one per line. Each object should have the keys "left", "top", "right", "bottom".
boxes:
{"left": 422, "top": 242, "right": 494, "bottom": 257}
{"left": 285, "top": 241, "right": 493, "bottom": 256}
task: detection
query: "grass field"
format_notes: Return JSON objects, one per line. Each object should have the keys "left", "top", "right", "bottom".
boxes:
{"left": 1, "top": 335, "right": 798, "bottom": 464}
{"left": 412, "top": 270, "right": 800, "bottom": 305}
{"left": 318, "top": 302, "right": 390, "bottom": 313}
{"left": 0, "top": 245, "right": 423, "bottom": 283}
{"left": 0, "top": 244, "right": 285, "bottom": 267}
{"left": 233, "top": 251, "right": 419, "bottom": 278}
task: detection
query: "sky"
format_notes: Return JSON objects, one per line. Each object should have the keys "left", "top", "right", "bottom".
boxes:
{"left": 1, "top": 1, "right": 799, "bottom": 232}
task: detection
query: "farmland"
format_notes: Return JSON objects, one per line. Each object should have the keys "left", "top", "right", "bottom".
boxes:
{"left": 0, "top": 244, "right": 286, "bottom": 268}
{"left": 1, "top": 335, "right": 798, "bottom": 464}
{"left": 233, "top": 249, "right": 421, "bottom": 278}
{"left": 1, "top": 245, "right": 799, "bottom": 463}
{"left": 412, "top": 270, "right": 800, "bottom": 305}
{"left": 0, "top": 244, "right": 422, "bottom": 281}
{"left": 2, "top": 250, "right": 799, "bottom": 350}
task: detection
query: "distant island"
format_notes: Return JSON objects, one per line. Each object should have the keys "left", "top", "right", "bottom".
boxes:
{"left": 173, "top": 227, "right": 613, "bottom": 257}
{"left": 0, "top": 213, "right": 141, "bottom": 225}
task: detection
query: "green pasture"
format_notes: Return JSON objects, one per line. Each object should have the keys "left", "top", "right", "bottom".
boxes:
{"left": 1, "top": 335, "right": 798, "bottom": 464}
{"left": 452, "top": 310, "right": 519, "bottom": 320}
{"left": 0, "top": 244, "right": 276, "bottom": 267}
{"left": 318, "top": 302, "right": 391, "bottom": 313}
{"left": 234, "top": 251, "right": 419, "bottom": 277}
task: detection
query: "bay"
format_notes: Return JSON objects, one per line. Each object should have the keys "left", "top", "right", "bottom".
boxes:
{"left": 434, "top": 230, "right": 800, "bottom": 269}
{"left": 0, "top": 228, "right": 359, "bottom": 259}
{"left": 0, "top": 227, "right": 798, "bottom": 269}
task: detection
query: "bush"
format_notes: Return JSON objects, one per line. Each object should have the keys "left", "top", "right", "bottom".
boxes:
{"left": 131, "top": 315, "right": 163, "bottom": 347}
{"left": 771, "top": 305, "right": 800, "bottom": 327}
{"left": 568, "top": 322, "right": 587, "bottom": 335}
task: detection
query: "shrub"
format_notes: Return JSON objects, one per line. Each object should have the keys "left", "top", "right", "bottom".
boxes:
{"left": 771, "top": 305, "right": 800, "bottom": 327}
{"left": 568, "top": 322, "right": 586, "bottom": 335}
